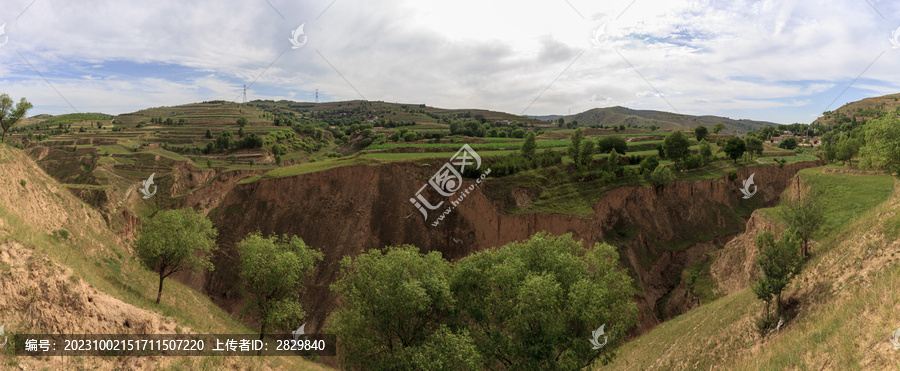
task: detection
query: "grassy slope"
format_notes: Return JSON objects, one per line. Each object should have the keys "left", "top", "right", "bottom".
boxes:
{"left": 0, "top": 145, "right": 327, "bottom": 370}
{"left": 599, "top": 168, "right": 899, "bottom": 370}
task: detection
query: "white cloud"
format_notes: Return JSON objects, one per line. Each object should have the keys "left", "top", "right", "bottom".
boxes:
{"left": 0, "top": 0, "right": 897, "bottom": 123}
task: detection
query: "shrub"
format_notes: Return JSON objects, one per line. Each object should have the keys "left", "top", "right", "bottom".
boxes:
{"left": 648, "top": 165, "right": 675, "bottom": 187}
{"left": 639, "top": 155, "right": 659, "bottom": 173}
{"left": 682, "top": 154, "right": 703, "bottom": 169}
{"left": 597, "top": 136, "right": 628, "bottom": 155}
{"left": 20, "top": 179, "right": 26, "bottom": 187}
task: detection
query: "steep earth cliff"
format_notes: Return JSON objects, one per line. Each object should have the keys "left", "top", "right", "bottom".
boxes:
{"left": 203, "top": 161, "right": 820, "bottom": 334}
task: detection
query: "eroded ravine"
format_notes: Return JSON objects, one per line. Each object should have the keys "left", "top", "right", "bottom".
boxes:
{"left": 197, "top": 160, "right": 820, "bottom": 334}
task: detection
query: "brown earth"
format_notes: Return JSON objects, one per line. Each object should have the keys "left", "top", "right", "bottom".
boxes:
{"left": 202, "top": 160, "right": 820, "bottom": 335}
{"left": 0, "top": 146, "right": 322, "bottom": 370}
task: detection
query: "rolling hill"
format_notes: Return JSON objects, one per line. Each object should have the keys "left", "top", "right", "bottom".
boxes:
{"left": 552, "top": 106, "right": 778, "bottom": 134}
{"left": 813, "top": 93, "right": 900, "bottom": 126}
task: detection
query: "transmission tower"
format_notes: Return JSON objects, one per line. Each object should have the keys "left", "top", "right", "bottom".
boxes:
{"left": 315, "top": 89, "right": 318, "bottom": 103}
{"left": 242, "top": 85, "right": 247, "bottom": 104}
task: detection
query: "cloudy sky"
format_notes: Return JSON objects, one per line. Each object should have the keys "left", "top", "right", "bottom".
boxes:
{"left": 1, "top": 0, "right": 899, "bottom": 124}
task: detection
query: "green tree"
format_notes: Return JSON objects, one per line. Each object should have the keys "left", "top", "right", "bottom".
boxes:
{"left": 216, "top": 131, "right": 233, "bottom": 150}
{"left": 238, "top": 127, "right": 245, "bottom": 138}
{"left": 238, "top": 232, "right": 323, "bottom": 340}
{"left": 694, "top": 125, "right": 709, "bottom": 142}
{"left": 712, "top": 122, "right": 726, "bottom": 134}
{"left": 778, "top": 137, "right": 797, "bottom": 150}
{"left": 745, "top": 135, "right": 763, "bottom": 160}
{"left": 567, "top": 128, "right": 585, "bottom": 168}
{"left": 451, "top": 232, "right": 638, "bottom": 369}
{"left": 0, "top": 94, "right": 34, "bottom": 142}
{"left": 205, "top": 129, "right": 213, "bottom": 139}
{"left": 778, "top": 187, "right": 824, "bottom": 256}
{"left": 662, "top": 130, "right": 690, "bottom": 166}
{"left": 329, "top": 245, "right": 480, "bottom": 371}
{"left": 639, "top": 155, "right": 659, "bottom": 173}
{"left": 860, "top": 112, "right": 900, "bottom": 177}
{"left": 752, "top": 229, "right": 803, "bottom": 324}
{"left": 237, "top": 117, "right": 249, "bottom": 127}
{"left": 648, "top": 164, "right": 675, "bottom": 187}
{"left": 605, "top": 149, "right": 620, "bottom": 173}
{"left": 520, "top": 132, "right": 537, "bottom": 159}
{"left": 579, "top": 139, "right": 596, "bottom": 168}
{"left": 698, "top": 139, "right": 713, "bottom": 160}
{"left": 597, "top": 136, "right": 628, "bottom": 155}
{"left": 836, "top": 137, "right": 860, "bottom": 165}
{"left": 723, "top": 137, "right": 746, "bottom": 163}
{"left": 133, "top": 209, "right": 218, "bottom": 304}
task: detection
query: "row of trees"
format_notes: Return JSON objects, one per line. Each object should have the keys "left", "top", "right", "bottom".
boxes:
{"left": 328, "top": 232, "right": 639, "bottom": 370}
{"left": 133, "top": 209, "right": 322, "bottom": 340}
{"left": 134, "top": 211, "right": 639, "bottom": 370}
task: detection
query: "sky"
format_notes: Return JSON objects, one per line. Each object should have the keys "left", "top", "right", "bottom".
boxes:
{"left": 1, "top": 0, "right": 899, "bottom": 124}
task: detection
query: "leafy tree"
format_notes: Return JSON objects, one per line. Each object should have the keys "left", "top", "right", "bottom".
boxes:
{"left": 133, "top": 209, "right": 218, "bottom": 304}
{"left": 662, "top": 130, "right": 690, "bottom": 166}
{"left": 239, "top": 232, "right": 323, "bottom": 340}
{"left": 238, "top": 127, "right": 245, "bottom": 137}
{"left": 778, "top": 187, "right": 824, "bottom": 256}
{"left": 511, "top": 128, "right": 526, "bottom": 138}
{"left": 694, "top": 125, "right": 709, "bottom": 141}
{"left": 579, "top": 139, "right": 596, "bottom": 168}
{"left": 836, "top": 136, "right": 860, "bottom": 165}
{"left": 520, "top": 132, "right": 537, "bottom": 159}
{"left": 567, "top": 128, "right": 585, "bottom": 168}
{"left": 597, "top": 136, "right": 627, "bottom": 155}
{"left": 639, "top": 155, "right": 659, "bottom": 173}
{"left": 237, "top": 117, "right": 249, "bottom": 127}
{"left": 745, "top": 135, "right": 763, "bottom": 160}
{"left": 723, "top": 137, "right": 746, "bottom": 163}
{"left": 272, "top": 143, "right": 287, "bottom": 156}
{"left": 329, "top": 245, "right": 480, "bottom": 371}
{"left": 451, "top": 232, "right": 638, "bottom": 369}
{"left": 752, "top": 229, "right": 803, "bottom": 323}
{"left": 698, "top": 139, "right": 713, "bottom": 160}
{"left": 778, "top": 137, "right": 797, "bottom": 150}
{"left": 712, "top": 122, "right": 726, "bottom": 134}
{"left": 215, "top": 131, "right": 233, "bottom": 150}
{"left": 648, "top": 165, "right": 675, "bottom": 187}
{"left": 860, "top": 112, "right": 900, "bottom": 177}
{"left": 605, "top": 149, "right": 620, "bottom": 173}
{"left": 0, "top": 94, "right": 33, "bottom": 142}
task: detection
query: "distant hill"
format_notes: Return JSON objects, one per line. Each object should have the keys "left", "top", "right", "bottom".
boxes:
{"left": 813, "top": 93, "right": 900, "bottom": 126}
{"left": 110, "top": 100, "right": 545, "bottom": 127}
{"left": 557, "top": 106, "right": 778, "bottom": 134}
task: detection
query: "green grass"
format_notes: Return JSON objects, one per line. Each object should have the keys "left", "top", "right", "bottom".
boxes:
{"left": 363, "top": 139, "right": 571, "bottom": 151}
{"left": 761, "top": 167, "right": 894, "bottom": 241}
{"left": 602, "top": 168, "right": 898, "bottom": 370}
